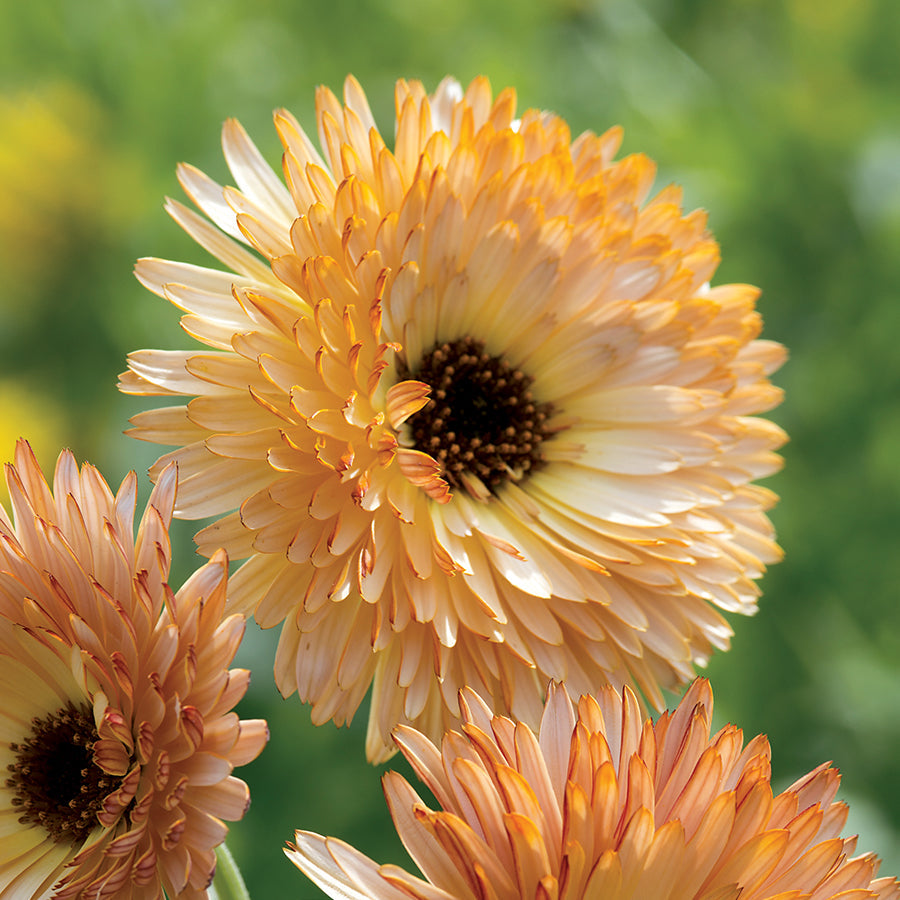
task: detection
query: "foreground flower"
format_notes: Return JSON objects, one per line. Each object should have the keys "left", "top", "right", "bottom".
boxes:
{"left": 288, "top": 679, "right": 899, "bottom": 900}
{"left": 0, "top": 441, "right": 268, "bottom": 899}
{"left": 121, "top": 75, "right": 787, "bottom": 760}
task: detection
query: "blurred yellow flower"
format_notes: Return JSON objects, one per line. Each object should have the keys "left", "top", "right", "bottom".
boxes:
{"left": 122, "top": 75, "right": 786, "bottom": 760}
{"left": 0, "top": 84, "right": 112, "bottom": 306}
{"left": 0, "top": 441, "right": 268, "bottom": 899}
{"left": 0, "top": 380, "right": 65, "bottom": 505}
{"left": 288, "top": 679, "right": 899, "bottom": 900}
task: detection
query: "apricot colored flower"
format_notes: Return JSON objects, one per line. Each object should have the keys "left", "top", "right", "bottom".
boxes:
{"left": 121, "top": 75, "right": 786, "bottom": 760}
{"left": 0, "top": 441, "right": 268, "bottom": 899}
{"left": 287, "top": 679, "right": 899, "bottom": 900}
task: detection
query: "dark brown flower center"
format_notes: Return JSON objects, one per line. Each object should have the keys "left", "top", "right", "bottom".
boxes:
{"left": 403, "top": 337, "right": 555, "bottom": 491}
{"left": 6, "top": 701, "right": 113, "bottom": 845}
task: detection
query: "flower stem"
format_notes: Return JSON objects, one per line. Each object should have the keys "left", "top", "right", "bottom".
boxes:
{"left": 209, "top": 842, "right": 251, "bottom": 900}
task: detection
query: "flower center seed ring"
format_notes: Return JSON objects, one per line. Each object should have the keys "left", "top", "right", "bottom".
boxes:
{"left": 402, "top": 336, "right": 556, "bottom": 490}
{"left": 7, "top": 702, "right": 113, "bottom": 845}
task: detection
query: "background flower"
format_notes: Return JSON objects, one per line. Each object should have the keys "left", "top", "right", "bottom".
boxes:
{"left": 121, "top": 74, "right": 785, "bottom": 761}
{"left": 0, "top": 380, "right": 65, "bottom": 507}
{"left": 288, "top": 679, "right": 900, "bottom": 900}
{"left": 0, "top": 442, "right": 268, "bottom": 899}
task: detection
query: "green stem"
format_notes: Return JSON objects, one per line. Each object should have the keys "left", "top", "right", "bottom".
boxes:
{"left": 209, "top": 842, "right": 251, "bottom": 900}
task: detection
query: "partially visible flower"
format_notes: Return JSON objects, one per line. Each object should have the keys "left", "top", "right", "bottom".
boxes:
{"left": 288, "top": 679, "right": 899, "bottom": 900}
{"left": 0, "top": 441, "right": 268, "bottom": 900}
{"left": 122, "top": 75, "right": 786, "bottom": 760}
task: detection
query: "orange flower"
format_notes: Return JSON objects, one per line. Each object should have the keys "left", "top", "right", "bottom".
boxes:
{"left": 121, "top": 76, "right": 786, "bottom": 760}
{"left": 287, "top": 679, "right": 899, "bottom": 900}
{"left": 0, "top": 441, "right": 268, "bottom": 899}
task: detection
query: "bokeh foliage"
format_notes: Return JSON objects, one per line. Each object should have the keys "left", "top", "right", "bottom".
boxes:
{"left": 1, "top": 0, "right": 899, "bottom": 895}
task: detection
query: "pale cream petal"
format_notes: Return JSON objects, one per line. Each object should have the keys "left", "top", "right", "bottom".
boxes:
{"left": 221, "top": 117, "right": 295, "bottom": 224}
{"left": 164, "top": 198, "right": 276, "bottom": 283}
{"left": 177, "top": 162, "right": 247, "bottom": 242}
{"left": 286, "top": 833, "right": 406, "bottom": 900}
{"left": 134, "top": 257, "right": 261, "bottom": 299}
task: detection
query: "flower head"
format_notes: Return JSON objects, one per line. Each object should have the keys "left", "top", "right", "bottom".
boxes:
{"left": 0, "top": 441, "right": 268, "bottom": 899}
{"left": 287, "top": 679, "right": 899, "bottom": 900}
{"left": 121, "top": 75, "right": 786, "bottom": 760}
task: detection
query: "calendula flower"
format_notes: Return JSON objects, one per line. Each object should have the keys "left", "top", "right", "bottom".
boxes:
{"left": 121, "top": 75, "right": 786, "bottom": 760}
{"left": 0, "top": 441, "right": 268, "bottom": 899}
{"left": 287, "top": 679, "right": 900, "bottom": 900}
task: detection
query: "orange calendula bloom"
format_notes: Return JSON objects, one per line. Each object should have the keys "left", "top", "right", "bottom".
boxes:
{"left": 121, "top": 75, "right": 786, "bottom": 760}
{"left": 287, "top": 679, "right": 899, "bottom": 900}
{"left": 0, "top": 441, "right": 268, "bottom": 900}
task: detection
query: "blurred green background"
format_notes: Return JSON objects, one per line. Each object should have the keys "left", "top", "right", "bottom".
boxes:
{"left": 2, "top": 0, "right": 900, "bottom": 895}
